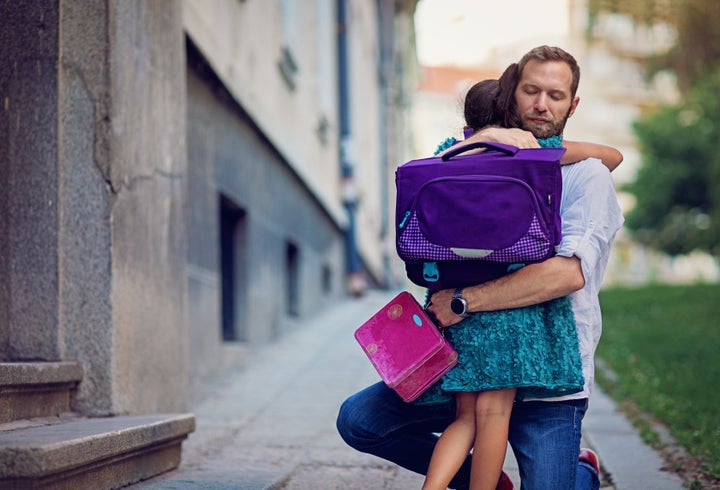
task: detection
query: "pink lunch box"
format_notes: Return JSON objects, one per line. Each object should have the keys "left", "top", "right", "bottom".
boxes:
{"left": 354, "top": 291, "right": 458, "bottom": 402}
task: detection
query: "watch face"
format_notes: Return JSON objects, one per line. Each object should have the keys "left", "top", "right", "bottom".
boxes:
{"left": 451, "top": 297, "right": 465, "bottom": 315}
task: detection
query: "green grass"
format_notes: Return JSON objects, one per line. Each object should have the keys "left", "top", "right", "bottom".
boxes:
{"left": 597, "top": 283, "right": 720, "bottom": 483}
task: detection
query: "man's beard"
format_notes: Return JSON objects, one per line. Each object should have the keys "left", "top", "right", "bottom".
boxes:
{"left": 520, "top": 108, "right": 572, "bottom": 138}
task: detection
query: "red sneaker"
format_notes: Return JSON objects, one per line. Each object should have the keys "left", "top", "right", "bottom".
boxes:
{"left": 578, "top": 448, "right": 600, "bottom": 476}
{"left": 495, "top": 470, "right": 514, "bottom": 490}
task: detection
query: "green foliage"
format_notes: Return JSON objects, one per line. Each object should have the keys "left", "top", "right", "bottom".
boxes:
{"left": 588, "top": 1, "right": 720, "bottom": 257}
{"left": 673, "top": 0, "right": 720, "bottom": 92}
{"left": 598, "top": 284, "right": 720, "bottom": 480}
{"left": 624, "top": 69, "right": 720, "bottom": 257}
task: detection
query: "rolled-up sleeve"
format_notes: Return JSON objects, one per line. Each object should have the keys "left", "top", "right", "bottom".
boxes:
{"left": 529, "top": 158, "right": 625, "bottom": 402}
{"left": 555, "top": 159, "right": 625, "bottom": 282}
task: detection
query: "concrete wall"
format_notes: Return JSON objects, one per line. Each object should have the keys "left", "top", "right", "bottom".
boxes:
{"left": 0, "top": 0, "right": 188, "bottom": 415}
{"left": 58, "top": 0, "right": 114, "bottom": 414}
{"left": 106, "top": 0, "right": 188, "bottom": 414}
{"left": 1, "top": 0, "right": 417, "bottom": 414}
{"left": 345, "top": 1, "right": 387, "bottom": 281}
{"left": 182, "top": 0, "right": 346, "bottom": 228}
{"left": 179, "top": 0, "right": 422, "bottom": 395}
{"left": 185, "top": 47, "right": 345, "bottom": 393}
{"left": 0, "top": 0, "right": 63, "bottom": 363}
{"left": 182, "top": 0, "right": 388, "bottom": 283}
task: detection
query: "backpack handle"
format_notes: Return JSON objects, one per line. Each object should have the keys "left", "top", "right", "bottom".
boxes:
{"left": 440, "top": 141, "right": 519, "bottom": 161}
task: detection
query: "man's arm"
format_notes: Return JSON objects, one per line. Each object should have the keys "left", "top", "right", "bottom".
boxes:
{"left": 427, "top": 255, "right": 584, "bottom": 328}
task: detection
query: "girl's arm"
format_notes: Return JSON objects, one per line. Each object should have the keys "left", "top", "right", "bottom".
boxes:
{"left": 562, "top": 141, "right": 623, "bottom": 171}
{"left": 440, "top": 130, "right": 624, "bottom": 172}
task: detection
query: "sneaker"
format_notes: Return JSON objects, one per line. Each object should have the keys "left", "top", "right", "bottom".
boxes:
{"left": 578, "top": 448, "right": 600, "bottom": 476}
{"left": 495, "top": 470, "right": 514, "bottom": 490}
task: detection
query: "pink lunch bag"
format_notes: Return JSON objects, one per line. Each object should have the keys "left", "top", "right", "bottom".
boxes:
{"left": 354, "top": 291, "right": 458, "bottom": 402}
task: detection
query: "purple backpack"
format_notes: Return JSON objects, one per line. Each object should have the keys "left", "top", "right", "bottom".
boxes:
{"left": 395, "top": 141, "right": 565, "bottom": 291}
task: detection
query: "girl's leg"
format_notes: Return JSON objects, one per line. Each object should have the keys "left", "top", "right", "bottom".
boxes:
{"left": 422, "top": 392, "right": 478, "bottom": 490}
{"left": 336, "top": 381, "right": 471, "bottom": 488}
{"left": 469, "top": 388, "right": 517, "bottom": 490}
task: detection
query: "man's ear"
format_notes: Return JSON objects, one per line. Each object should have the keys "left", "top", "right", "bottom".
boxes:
{"left": 568, "top": 96, "right": 580, "bottom": 118}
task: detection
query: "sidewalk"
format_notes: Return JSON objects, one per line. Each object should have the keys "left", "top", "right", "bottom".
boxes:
{"left": 132, "top": 290, "right": 685, "bottom": 490}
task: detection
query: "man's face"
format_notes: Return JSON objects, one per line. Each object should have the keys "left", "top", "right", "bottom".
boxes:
{"left": 514, "top": 59, "right": 580, "bottom": 138}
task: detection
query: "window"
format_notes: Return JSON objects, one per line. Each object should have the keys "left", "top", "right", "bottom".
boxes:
{"left": 219, "top": 195, "right": 247, "bottom": 341}
{"left": 285, "top": 241, "right": 300, "bottom": 317}
{"left": 278, "top": 0, "right": 300, "bottom": 90}
{"left": 321, "top": 263, "right": 332, "bottom": 294}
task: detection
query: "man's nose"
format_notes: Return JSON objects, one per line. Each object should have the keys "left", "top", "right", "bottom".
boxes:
{"left": 534, "top": 93, "right": 548, "bottom": 112}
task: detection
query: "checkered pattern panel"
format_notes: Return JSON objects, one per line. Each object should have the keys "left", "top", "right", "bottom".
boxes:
{"left": 397, "top": 212, "right": 551, "bottom": 262}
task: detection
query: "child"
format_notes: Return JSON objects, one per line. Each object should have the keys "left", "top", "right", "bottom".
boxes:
{"left": 421, "top": 79, "right": 622, "bottom": 490}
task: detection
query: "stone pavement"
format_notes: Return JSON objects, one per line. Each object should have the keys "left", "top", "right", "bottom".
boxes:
{"left": 131, "top": 290, "right": 685, "bottom": 490}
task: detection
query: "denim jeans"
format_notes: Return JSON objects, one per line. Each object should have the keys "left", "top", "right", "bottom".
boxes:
{"left": 336, "top": 382, "right": 600, "bottom": 490}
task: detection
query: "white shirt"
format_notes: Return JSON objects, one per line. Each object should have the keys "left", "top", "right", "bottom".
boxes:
{"left": 530, "top": 158, "right": 624, "bottom": 401}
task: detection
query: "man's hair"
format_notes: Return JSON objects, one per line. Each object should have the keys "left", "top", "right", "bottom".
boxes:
{"left": 494, "top": 45, "right": 581, "bottom": 129}
{"left": 518, "top": 45, "right": 580, "bottom": 98}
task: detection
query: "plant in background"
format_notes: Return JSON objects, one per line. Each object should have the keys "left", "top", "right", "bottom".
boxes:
{"left": 598, "top": 284, "right": 720, "bottom": 485}
{"left": 587, "top": 0, "right": 720, "bottom": 259}
{"left": 624, "top": 68, "right": 720, "bottom": 258}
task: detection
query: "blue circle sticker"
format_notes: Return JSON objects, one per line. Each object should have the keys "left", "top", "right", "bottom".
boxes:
{"left": 412, "top": 314, "right": 423, "bottom": 326}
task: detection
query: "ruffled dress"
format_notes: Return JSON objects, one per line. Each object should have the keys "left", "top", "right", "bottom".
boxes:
{"left": 441, "top": 295, "right": 583, "bottom": 399}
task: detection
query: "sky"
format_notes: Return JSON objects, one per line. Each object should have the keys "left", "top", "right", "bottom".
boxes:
{"left": 414, "top": 0, "right": 570, "bottom": 67}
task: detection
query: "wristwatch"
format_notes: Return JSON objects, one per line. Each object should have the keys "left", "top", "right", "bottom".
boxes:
{"left": 450, "top": 288, "right": 469, "bottom": 318}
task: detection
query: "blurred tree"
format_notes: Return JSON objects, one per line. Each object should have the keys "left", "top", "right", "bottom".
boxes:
{"left": 587, "top": 0, "right": 720, "bottom": 92}
{"left": 624, "top": 69, "right": 720, "bottom": 257}
{"left": 587, "top": 0, "right": 720, "bottom": 257}
{"left": 672, "top": 0, "right": 720, "bottom": 92}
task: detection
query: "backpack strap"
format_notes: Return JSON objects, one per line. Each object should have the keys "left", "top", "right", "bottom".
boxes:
{"left": 422, "top": 262, "right": 439, "bottom": 284}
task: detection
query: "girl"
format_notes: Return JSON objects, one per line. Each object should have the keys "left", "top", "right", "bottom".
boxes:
{"left": 422, "top": 78, "right": 622, "bottom": 490}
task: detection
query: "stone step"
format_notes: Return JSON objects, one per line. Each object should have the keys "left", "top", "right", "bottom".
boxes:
{"left": 0, "top": 362, "right": 84, "bottom": 424}
{"left": 0, "top": 413, "right": 195, "bottom": 489}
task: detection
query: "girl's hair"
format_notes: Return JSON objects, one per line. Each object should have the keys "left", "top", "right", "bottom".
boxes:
{"left": 495, "top": 63, "right": 522, "bottom": 129}
{"left": 463, "top": 79, "right": 500, "bottom": 131}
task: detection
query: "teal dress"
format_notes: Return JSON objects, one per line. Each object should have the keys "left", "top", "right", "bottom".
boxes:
{"left": 441, "top": 296, "right": 583, "bottom": 399}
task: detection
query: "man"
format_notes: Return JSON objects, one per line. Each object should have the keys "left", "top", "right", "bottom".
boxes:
{"left": 336, "top": 46, "right": 623, "bottom": 490}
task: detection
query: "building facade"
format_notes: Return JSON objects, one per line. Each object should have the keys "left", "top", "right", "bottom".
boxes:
{"left": 0, "top": 0, "right": 418, "bottom": 486}
{"left": 182, "top": 0, "right": 417, "bottom": 392}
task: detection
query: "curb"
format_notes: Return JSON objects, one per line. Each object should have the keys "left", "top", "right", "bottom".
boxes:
{"left": 582, "top": 385, "right": 684, "bottom": 489}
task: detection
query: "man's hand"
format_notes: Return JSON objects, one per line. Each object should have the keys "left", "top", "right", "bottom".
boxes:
{"left": 425, "top": 288, "right": 461, "bottom": 329}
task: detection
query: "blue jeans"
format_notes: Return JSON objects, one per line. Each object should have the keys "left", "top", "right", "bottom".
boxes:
{"left": 336, "top": 382, "right": 600, "bottom": 490}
